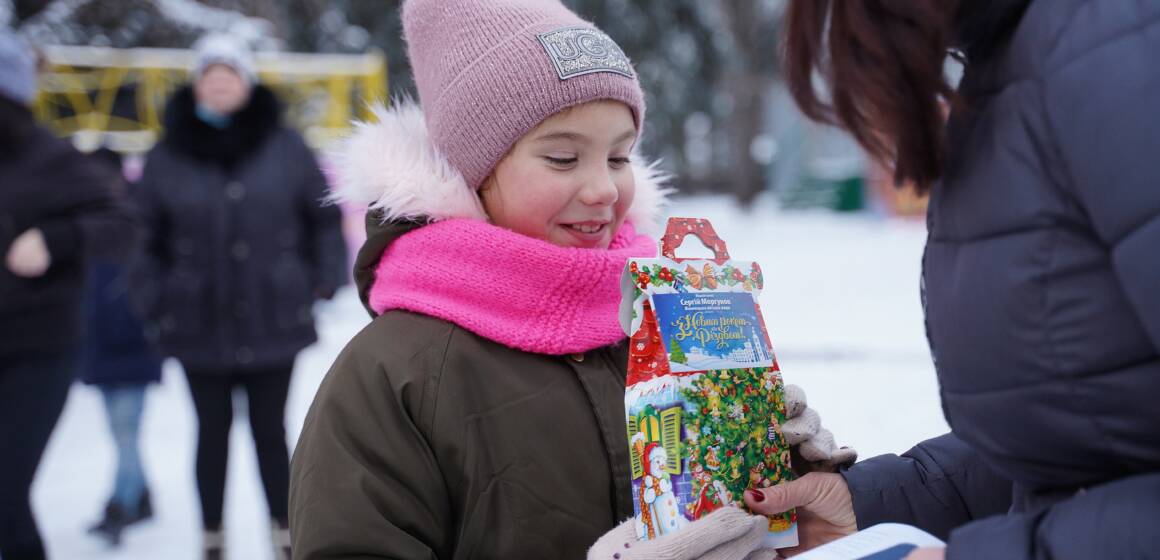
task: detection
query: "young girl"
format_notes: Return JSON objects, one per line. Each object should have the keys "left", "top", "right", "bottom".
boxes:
{"left": 289, "top": 1, "right": 848, "bottom": 558}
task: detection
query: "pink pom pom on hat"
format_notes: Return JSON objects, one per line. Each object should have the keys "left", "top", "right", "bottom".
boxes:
{"left": 402, "top": 0, "right": 646, "bottom": 190}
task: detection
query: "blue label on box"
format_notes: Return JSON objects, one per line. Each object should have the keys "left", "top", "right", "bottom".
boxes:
{"left": 650, "top": 292, "right": 773, "bottom": 373}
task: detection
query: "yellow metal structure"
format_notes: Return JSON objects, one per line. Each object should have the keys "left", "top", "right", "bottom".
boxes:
{"left": 32, "top": 45, "right": 387, "bottom": 153}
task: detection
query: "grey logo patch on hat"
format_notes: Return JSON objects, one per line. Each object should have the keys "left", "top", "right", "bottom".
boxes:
{"left": 537, "top": 27, "right": 634, "bottom": 80}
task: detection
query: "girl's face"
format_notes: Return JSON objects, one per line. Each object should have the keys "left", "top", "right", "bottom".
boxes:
{"left": 480, "top": 100, "right": 637, "bottom": 250}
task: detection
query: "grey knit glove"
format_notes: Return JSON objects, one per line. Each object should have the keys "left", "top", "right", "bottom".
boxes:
{"left": 588, "top": 507, "right": 779, "bottom": 560}
{"left": 782, "top": 384, "right": 858, "bottom": 473}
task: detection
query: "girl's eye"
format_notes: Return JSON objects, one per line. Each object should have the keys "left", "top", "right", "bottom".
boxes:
{"left": 609, "top": 157, "right": 632, "bottom": 169}
{"left": 544, "top": 156, "right": 578, "bottom": 167}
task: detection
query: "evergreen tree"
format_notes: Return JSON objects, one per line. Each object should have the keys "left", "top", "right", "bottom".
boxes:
{"left": 669, "top": 337, "right": 687, "bottom": 364}
{"left": 683, "top": 367, "right": 795, "bottom": 530}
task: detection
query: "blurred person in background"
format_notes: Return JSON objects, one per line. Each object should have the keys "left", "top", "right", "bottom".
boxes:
{"left": 79, "top": 147, "right": 163, "bottom": 548}
{"left": 746, "top": 1, "right": 1160, "bottom": 559}
{"left": 131, "top": 33, "right": 346, "bottom": 560}
{"left": 0, "top": 30, "right": 139, "bottom": 560}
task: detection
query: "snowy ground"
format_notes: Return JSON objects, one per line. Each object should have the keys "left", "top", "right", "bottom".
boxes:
{"left": 33, "top": 195, "right": 948, "bottom": 559}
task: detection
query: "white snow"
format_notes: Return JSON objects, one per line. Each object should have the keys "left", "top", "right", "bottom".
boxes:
{"left": 151, "top": 0, "right": 277, "bottom": 47}
{"left": 33, "top": 194, "right": 947, "bottom": 559}
{"left": 16, "top": 0, "right": 281, "bottom": 51}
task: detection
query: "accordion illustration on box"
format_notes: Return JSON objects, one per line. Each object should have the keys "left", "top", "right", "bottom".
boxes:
{"left": 620, "top": 217, "right": 797, "bottom": 547}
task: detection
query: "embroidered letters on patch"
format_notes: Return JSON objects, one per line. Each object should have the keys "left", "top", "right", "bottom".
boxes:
{"left": 537, "top": 26, "right": 635, "bottom": 80}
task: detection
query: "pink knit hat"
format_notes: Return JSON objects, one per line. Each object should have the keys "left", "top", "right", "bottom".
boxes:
{"left": 402, "top": 0, "right": 646, "bottom": 190}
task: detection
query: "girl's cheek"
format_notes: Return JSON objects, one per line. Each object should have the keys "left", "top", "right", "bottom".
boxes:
{"left": 616, "top": 179, "right": 635, "bottom": 214}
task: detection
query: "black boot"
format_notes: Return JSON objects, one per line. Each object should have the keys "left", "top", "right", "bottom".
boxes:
{"left": 87, "top": 502, "right": 131, "bottom": 546}
{"left": 203, "top": 528, "right": 225, "bottom": 560}
{"left": 88, "top": 491, "right": 155, "bottom": 546}
{"left": 131, "top": 489, "right": 153, "bottom": 523}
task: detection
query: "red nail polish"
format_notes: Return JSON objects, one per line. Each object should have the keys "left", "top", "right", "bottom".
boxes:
{"left": 749, "top": 489, "right": 765, "bottom": 503}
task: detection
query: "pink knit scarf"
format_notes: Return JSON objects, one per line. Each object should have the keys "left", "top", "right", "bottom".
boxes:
{"left": 368, "top": 219, "right": 656, "bottom": 355}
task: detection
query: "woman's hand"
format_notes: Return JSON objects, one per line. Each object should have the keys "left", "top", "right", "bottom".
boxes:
{"left": 745, "top": 472, "right": 857, "bottom": 557}
{"left": 5, "top": 228, "right": 51, "bottom": 278}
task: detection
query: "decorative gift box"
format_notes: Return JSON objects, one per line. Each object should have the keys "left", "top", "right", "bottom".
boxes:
{"left": 620, "top": 217, "right": 797, "bottom": 547}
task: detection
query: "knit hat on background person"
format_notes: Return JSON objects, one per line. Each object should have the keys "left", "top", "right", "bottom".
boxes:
{"left": 402, "top": 0, "right": 646, "bottom": 190}
{"left": 0, "top": 28, "right": 37, "bottom": 105}
{"left": 191, "top": 33, "right": 257, "bottom": 85}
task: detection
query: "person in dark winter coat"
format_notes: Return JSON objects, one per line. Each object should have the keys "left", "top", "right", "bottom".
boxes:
{"left": 0, "top": 32, "right": 139, "bottom": 560}
{"left": 79, "top": 148, "right": 164, "bottom": 547}
{"left": 748, "top": 1, "right": 1160, "bottom": 559}
{"left": 132, "top": 33, "right": 347, "bottom": 560}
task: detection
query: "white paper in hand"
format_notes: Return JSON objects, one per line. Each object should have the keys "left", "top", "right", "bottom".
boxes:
{"left": 793, "top": 523, "right": 945, "bottom": 560}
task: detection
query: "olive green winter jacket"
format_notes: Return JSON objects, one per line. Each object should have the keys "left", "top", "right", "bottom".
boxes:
{"left": 290, "top": 218, "right": 639, "bottom": 559}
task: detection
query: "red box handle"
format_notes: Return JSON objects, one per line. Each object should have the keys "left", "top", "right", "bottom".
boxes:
{"left": 660, "top": 217, "right": 731, "bottom": 264}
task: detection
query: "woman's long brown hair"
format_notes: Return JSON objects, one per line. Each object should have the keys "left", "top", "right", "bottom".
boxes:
{"left": 783, "top": 0, "right": 956, "bottom": 193}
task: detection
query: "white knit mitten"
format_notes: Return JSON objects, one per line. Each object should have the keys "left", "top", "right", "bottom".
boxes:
{"left": 588, "top": 507, "right": 779, "bottom": 560}
{"left": 781, "top": 384, "right": 857, "bottom": 471}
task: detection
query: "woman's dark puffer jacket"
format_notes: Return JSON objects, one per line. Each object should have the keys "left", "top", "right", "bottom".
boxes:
{"left": 843, "top": 1, "right": 1160, "bottom": 558}
{"left": 133, "top": 85, "right": 347, "bottom": 371}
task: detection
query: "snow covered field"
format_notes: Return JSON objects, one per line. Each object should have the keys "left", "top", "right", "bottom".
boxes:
{"left": 33, "top": 195, "right": 948, "bottom": 559}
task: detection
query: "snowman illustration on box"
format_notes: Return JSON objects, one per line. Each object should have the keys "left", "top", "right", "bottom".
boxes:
{"left": 632, "top": 434, "right": 687, "bottom": 538}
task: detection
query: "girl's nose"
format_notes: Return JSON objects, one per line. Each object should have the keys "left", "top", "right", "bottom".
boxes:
{"left": 579, "top": 169, "right": 620, "bottom": 206}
